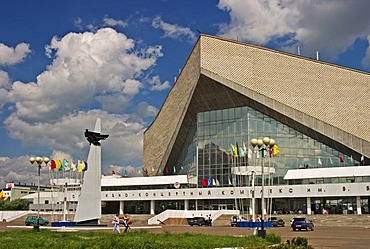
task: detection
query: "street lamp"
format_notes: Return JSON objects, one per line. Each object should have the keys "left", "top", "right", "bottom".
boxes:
{"left": 29, "top": 156, "right": 50, "bottom": 231}
{"left": 250, "top": 137, "right": 275, "bottom": 238}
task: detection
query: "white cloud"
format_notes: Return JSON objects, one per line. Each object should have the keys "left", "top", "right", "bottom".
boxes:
{"left": 0, "top": 42, "right": 31, "bottom": 65}
{"left": 103, "top": 17, "right": 128, "bottom": 28}
{"left": 147, "top": 75, "right": 171, "bottom": 91}
{"left": 217, "top": 0, "right": 370, "bottom": 60}
{"left": 0, "top": 70, "right": 10, "bottom": 109}
{"left": 4, "top": 109, "right": 145, "bottom": 165}
{"left": 8, "top": 28, "right": 162, "bottom": 123}
{"left": 95, "top": 94, "right": 132, "bottom": 113}
{"left": 362, "top": 36, "right": 370, "bottom": 68}
{"left": 0, "top": 70, "right": 10, "bottom": 89}
{"left": 152, "top": 16, "right": 196, "bottom": 42}
{"left": 133, "top": 101, "right": 158, "bottom": 119}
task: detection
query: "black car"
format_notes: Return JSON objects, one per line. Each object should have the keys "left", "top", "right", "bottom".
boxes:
{"left": 268, "top": 217, "right": 285, "bottom": 227}
{"left": 291, "top": 217, "right": 314, "bottom": 231}
{"left": 187, "top": 217, "right": 206, "bottom": 226}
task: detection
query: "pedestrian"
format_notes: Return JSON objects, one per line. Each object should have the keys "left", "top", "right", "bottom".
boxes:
{"left": 123, "top": 213, "right": 131, "bottom": 233}
{"left": 112, "top": 213, "right": 120, "bottom": 233}
{"left": 209, "top": 214, "right": 212, "bottom": 226}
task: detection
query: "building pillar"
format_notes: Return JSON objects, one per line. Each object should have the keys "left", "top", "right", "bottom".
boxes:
{"left": 150, "top": 200, "right": 155, "bottom": 215}
{"left": 306, "top": 197, "right": 312, "bottom": 215}
{"left": 119, "top": 201, "right": 124, "bottom": 215}
{"left": 356, "top": 196, "right": 362, "bottom": 215}
{"left": 184, "top": 199, "right": 189, "bottom": 210}
{"left": 249, "top": 198, "right": 253, "bottom": 215}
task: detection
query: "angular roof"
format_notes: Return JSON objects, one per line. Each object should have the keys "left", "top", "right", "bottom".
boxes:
{"left": 143, "top": 35, "right": 370, "bottom": 176}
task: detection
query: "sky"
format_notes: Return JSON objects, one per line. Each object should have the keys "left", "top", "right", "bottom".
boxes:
{"left": 0, "top": 0, "right": 370, "bottom": 187}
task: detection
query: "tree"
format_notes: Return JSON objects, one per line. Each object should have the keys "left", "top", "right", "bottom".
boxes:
{"left": 0, "top": 199, "right": 29, "bottom": 210}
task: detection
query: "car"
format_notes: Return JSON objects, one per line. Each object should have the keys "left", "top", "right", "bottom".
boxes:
{"left": 268, "top": 217, "right": 285, "bottom": 227}
{"left": 230, "top": 215, "right": 248, "bottom": 227}
{"left": 187, "top": 217, "right": 206, "bottom": 226}
{"left": 291, "top": 217, "right": 314, "bottom": 231}
{"left": 25, "top": 215, "right": 49, "bottom": 226}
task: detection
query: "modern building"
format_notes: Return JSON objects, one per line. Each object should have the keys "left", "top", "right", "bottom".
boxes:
{"left": 138, "top": 34, "right": 370, "bottom": 215}
{"left": 23, "top": 35, "right": 370, "bottom": 219}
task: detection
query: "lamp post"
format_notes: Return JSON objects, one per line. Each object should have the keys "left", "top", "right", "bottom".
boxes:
{"left": 29, "top": 156, "right": 50, "bottom": 231}
{"left": 250, "top": 137, "right": 275, "bottom": 238}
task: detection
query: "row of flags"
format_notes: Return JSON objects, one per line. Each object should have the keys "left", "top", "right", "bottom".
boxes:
{"left": 316, "top": 155, "right": 365, "bottom": 166}
{"left": 49, "top": 159, "right": 88, "bottom": 173}
{"left": 230, "top": 143, "right": 280, "bottom": 158}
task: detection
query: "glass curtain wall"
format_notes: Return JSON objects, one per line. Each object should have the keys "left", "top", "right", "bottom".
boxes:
{"left": 197, "top": 106, "right": 359, "bottom": 188}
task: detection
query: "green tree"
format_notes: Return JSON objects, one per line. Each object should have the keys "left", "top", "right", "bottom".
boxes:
{"left": 1, "top": 199, "right": 29, "bottom": 210}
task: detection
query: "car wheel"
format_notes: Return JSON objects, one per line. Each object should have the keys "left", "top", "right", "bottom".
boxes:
{"left": 25, "top": 223, "right": 30, "bottom": 226}
{"left": 190, "top": 225, "right": 193, "bottom": 226}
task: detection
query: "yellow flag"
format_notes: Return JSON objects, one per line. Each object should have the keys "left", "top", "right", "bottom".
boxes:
{"left": 273, "top": 144, "right": 280, "bottom": 156}
{"left": 0, "top": 190, "right": 3, "bottom": 198}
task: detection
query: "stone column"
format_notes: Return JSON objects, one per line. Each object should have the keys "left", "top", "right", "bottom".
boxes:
{"left": 306, "top": 197, "right": 312, "bottom": 215}
{"left": 356, "top": 196, "right": 362, "bottom": 215}
{"left": 150, "top": 200, "right": 155, "bottom": 215}
{"left": 184, "top": 199, "right": 189, "bottom": 210}
{"left": 119, "top": 201, "right": 124, "bottom": 215}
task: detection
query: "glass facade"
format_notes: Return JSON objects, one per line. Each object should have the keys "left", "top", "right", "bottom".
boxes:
{"left": 193, "top": 106, "right": 360, "bottom": 188}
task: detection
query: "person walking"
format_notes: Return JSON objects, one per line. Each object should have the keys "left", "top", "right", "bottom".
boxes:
{"left": 123, "top": 213, "right": 131, "bottom": 233}
{"left": 112, "top": 213, "right": 120, "bottom": 233}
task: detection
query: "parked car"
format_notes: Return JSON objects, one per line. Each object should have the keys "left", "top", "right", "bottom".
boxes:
{"left": 187, "top": 217, "right": 206, "bottom": 226}
{"left": 230, "top": 215, "right": 248, "bottom": 227}
{"left": 268, "top": 217, "right": 285, "bottom": 227}
{"left": 291, "top": 217, "right": 314, "bottom": 231}
{"left": 25, "top": 215, "right": 49, "bottom": 226}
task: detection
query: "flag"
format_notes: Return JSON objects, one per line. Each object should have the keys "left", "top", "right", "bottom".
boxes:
{"left": 78, "top": 160, "right": 84, "bottom": 173}
{"left": 207, "top": 178, "right": 212, "bottom": 186}
{"left": 350, "top": 156, "right": 353, "bottom": 162}
{"left": 0, "top": 190, "right": 3, "bottom": 198}
{"left": 63, "top": 159, "right": 70, "bottom": 171}
{"left": 340, "top": 155, "right": 344, "bottom": 163}
{"left": 248, "top": 148, "right": 252, "bottom": 159}
{"left": 50, "top": 160, "right": 56, "bottom": 171}
{"left": 212, "top": 179, "right": 216, "bottom": 186}
{"left": 273, "top": 144, "right": 280, "bottom": 156}
{"left": 71, "top": 160, "right": 77, "bottom": 171}
{"left": 173, "top": 166, "right": 176, "bottom": 173}
{"left": 230, "top": 144, "right": 238, "bottom": 157}
{"left": 318, "top": 158, "right": 322, "bottom": 165}
{"left": 202, "top": 178, "right": 207, "bottom": 187}
{"left": 329, "top": 158, "right": 333, "bottom": 165}
{"left": 238, "top": 144, "right": 245, "bottom": 157}
{"left": 215, "top": 179, "right": 220, "bottom": 186}
{"left": 112, "top": 170, "right": 116, "bottom": 175}
{"left": 123, "top": 169, "right": 128, "bottom": 175}
{"left": 83, "top": 162, "right": 88, "bottom": 171}
{"left": 236, "top": 143, "right": 240, "bottom": 157}
{"left": 56, "top": 159, "right": 62, "bottom": 171}
{"left": 361, "top": 155, "right": 364, "bottom": 162}
{"left": 269, "top": 147, "right": 273, "bottom": 157}
{"left": 228, "top": 178, "right": 232, "bottom": 186}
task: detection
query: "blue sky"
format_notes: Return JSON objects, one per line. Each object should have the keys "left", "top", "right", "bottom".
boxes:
{"left": 0, "top": 0, "right": 369, "bottom": 186}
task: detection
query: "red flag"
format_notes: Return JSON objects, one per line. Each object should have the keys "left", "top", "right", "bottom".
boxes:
{"left": 201, "top": 178, "right": 207, "bottom": 187}
{"left": 112, "top": 170, "right": 115, "bottom": 175}
{"left": 340, "top": 156, "right": 344, "bottom": 163}
{"left": 50, "top": 160, "right": 56, "bottom": 170}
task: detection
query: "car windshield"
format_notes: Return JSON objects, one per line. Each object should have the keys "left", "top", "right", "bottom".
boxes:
{"left": 293, "top": 218, "right": 305, "bottom": 221}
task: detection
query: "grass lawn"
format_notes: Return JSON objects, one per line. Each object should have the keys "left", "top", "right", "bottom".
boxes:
{"left": 0, "top": 230, "right": 282, "bottom": 249}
